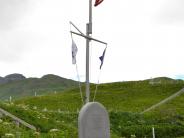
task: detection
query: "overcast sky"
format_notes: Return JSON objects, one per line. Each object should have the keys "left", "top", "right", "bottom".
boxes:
{"left": 0, "top": 0, "right": 184, "bottom": 83}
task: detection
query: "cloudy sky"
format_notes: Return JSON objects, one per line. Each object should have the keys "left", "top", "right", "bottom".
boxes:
{"left": 0, "top": 0, "right": 184, "bottom": 83}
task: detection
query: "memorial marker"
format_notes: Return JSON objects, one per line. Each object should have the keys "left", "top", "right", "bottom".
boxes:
{"left": 78, "top": 102, "right": 110, "bottom": 138}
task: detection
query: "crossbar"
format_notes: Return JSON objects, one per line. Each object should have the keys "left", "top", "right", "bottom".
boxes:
{"left": 70, "top": 31, "right": 107, "bottom": 45}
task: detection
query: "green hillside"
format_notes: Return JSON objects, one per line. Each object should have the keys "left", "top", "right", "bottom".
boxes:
{"left": 0, "top": 74, "right": 77, "bottom": 100}
{"left": 146, "top": 90, "right": 184, "bottom": 116}
{"left": 0, "top": 77, "right": 184, "bottom": 137}
{"left": 13, "top": 77, "right": 184, "bottom": 112}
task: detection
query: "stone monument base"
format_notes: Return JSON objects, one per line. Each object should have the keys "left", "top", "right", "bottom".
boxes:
{"left": 78, "top": 102, "right": 110, "bottom": 138}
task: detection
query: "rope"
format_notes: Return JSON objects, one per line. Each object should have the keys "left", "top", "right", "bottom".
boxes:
{"left": 93, "top": 70, "right": 101, "bottom": 102}
{"left": 70, "top": 23, "right": 84, "bottom": 105}
{"left": 75, "top": 64, "right": 84, "bottom": 105}
{"left": 93, "top": 44, "right": 107, "bottom": 102}
{"left": 70, "top": 21, "right": 108, "bottom": 103}
{"left": 93, "top": 45, "right": 107, "bottom": 102}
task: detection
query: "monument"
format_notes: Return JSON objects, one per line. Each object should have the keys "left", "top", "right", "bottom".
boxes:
{"left": 78, "top": 102, "right": 110, "bottom": 138}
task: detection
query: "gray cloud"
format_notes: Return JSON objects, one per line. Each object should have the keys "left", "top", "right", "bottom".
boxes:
{"left": 0, "top": 32, "right": 31, "bottom": 62}
{"left": 0, "top": 0, "right": 41, "bottom": 62}
{"left": 157, "top": 0, "right": 184, "bottom": 23}
{"left": 0, "top": 0, "right": 32, "bottom": 30}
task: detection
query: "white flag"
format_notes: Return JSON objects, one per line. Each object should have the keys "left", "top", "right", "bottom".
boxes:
{"left": 72, "top": 40, "right": 78, "bottom": 64}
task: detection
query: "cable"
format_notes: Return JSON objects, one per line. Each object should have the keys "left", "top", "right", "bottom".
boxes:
{"left": 75, "top": 63, "right": 84, "bottom": 105}
{"left": 93, "top": 70, "right": 101, "bottom": 102}
{"left": 70, "top": 23, "right": 84, "bottom": 105}
{"left": 93, "top": 44, "right": 107, "bottom": 102}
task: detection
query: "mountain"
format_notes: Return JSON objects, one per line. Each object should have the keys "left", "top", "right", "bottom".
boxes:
{"left": 5, "top": 73, "right": 26, "bottom": 81}
{"left": 0, "top": 74, "right": 78, "bottom": 100}
{"left": 0, "top": 73, "right": 26, "bottom": 84}
{"left": 0, "top": 76, "right": 4, "bottom": 84}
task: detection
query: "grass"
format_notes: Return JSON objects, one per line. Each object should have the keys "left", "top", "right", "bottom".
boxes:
{"left": 14, "top": 78, "right": 184, "bottom": 113}
{"left": 0, "top": 77, "right": 184, "bottom": 137}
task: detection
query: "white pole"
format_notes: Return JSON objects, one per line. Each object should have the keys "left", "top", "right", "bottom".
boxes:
{"left": 85, "top": 0, "right": 92, "bottom": 103}
{"left": 152, "top": 127, "right": 155, "bottom": 138}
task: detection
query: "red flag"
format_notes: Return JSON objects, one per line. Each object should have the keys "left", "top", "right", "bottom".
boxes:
{"left": 94, "top": 0, "right": 104, "bottom": 7}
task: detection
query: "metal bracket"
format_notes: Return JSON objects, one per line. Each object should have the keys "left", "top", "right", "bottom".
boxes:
{"left": 87, "top": 23, "right": 92, "bottom": 34}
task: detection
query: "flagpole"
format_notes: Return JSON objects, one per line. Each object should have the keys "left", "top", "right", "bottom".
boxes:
{"left": 85, "top": 0, "right": 92, "bottom": 103}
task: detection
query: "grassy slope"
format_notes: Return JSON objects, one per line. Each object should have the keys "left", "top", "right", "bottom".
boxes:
{"left": 146, "top": 90, "right": 184, "bottom": 116}
{"left": 1, "top": 77, "right": 184, "bottom": 137}
{"left": 14, "top": 78, "right": 184, "bottom": 113}
{"left": 0, "top": 74, "right": 77, "bottom": 100}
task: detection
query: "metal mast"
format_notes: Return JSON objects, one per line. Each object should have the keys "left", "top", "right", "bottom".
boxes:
{"left": 85, "top": 0, "right": 92, "bottom": 103}
{"left": 70, "top": 0, "right": 107, "bottom": 104}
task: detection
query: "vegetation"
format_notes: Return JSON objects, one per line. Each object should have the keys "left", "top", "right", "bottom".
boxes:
{"left": 0, "top": 116, "right": 35, "bottom": 137}
{"left": 14, "top": 77, "right": 184, "bottom": 112}
{"left": 0, "top": 77, "right": 184, "bottom": 137}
